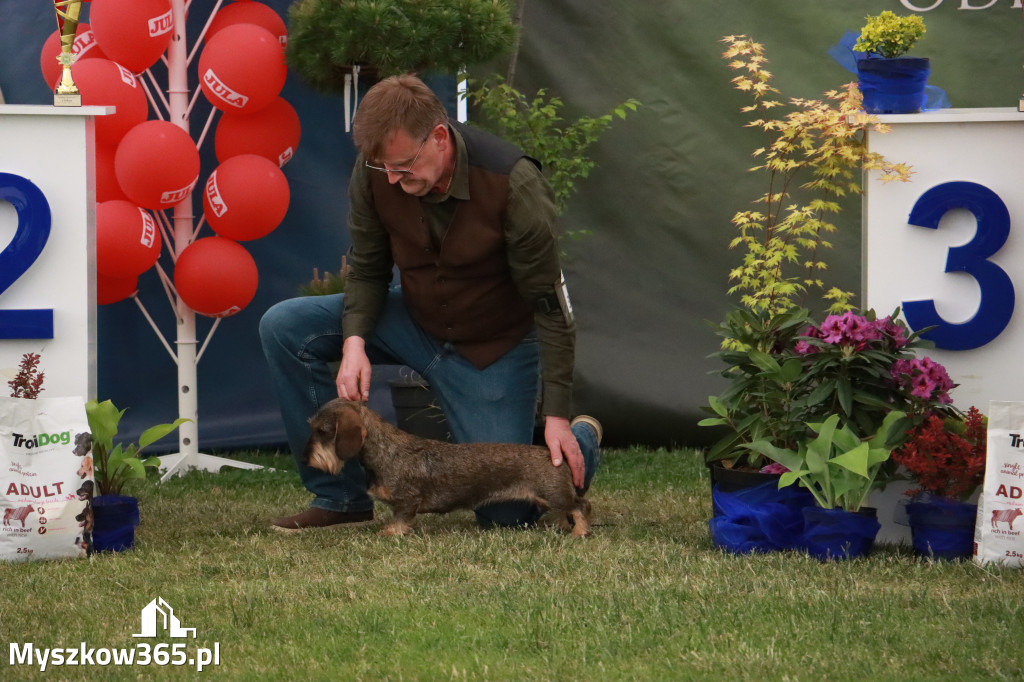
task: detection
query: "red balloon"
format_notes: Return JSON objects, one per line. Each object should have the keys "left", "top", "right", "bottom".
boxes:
{"left": 97, "top": 273, "right": 139, "bottom": 305}
{"left": 215, "top": 96, "right": 300, "bottom": 166}
{"left": 207, "top": 2, "right": 287, "bottom": 47}
{"left": 199, "top": 24, "right": 286, "bottom": 113}
{"left": 203, "top": 154, "right": 290, "bottom": 241}
{"left": 115, "top": 120, "right": 200, "bottom": 210}
{"left": 71, "top": 59, "right": 149, "bottom": 147}
{"left": 174, "top": 237, "right": 258, "bottom": 318}
{"left": 39, "top": 23, "right": 107, "bottom": 89}
{"left": 96, "top": 200, "right": 162, "bottom": 277}
{"left": 90, "top": 0, "right": 174, "bottom": 74}
{"left": 95, "top": 142, "right": 128, "bottom": 203}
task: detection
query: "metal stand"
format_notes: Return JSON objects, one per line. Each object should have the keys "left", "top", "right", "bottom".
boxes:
{"left": 143, "top": 0, "right": 265, "bottom": 480}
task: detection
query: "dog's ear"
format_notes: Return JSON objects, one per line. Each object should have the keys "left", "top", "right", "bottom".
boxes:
{"left": 335, "top": 406, "right": 367, "bottom": 459}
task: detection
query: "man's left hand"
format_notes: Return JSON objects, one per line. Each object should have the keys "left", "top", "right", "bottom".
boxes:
{"left": 544, "top": 415, "right": 584, "bottom": 489}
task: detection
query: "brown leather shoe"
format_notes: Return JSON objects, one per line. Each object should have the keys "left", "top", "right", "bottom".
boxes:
{"left": 270, "top": 507, "right": 374, "bottom": 533}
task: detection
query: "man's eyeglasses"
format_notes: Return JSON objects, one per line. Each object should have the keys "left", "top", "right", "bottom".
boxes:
{"left": 365, "top": 134, "right": 430, "bottom": 175}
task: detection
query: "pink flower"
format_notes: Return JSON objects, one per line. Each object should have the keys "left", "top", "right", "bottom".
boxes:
{"left": 818, "top": 312, "right": 881, "bottom": 346}
{"left": 760, "top": 462, "right": 790, "bottom": 475}
{"left": 874, "top": 317, "right": 908, "bottom": 348}
{"left": 819, "top": 315, "right": 846, "bottom": 344}
{"left": 891, "top": 356, "right": 954, "bottom": 404}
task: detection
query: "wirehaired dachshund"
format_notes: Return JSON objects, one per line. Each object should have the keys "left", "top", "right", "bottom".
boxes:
{"left": 304, "top": 399, "right": 591, "bottom": 537}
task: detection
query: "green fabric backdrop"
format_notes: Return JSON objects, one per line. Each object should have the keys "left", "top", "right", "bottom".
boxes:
{"left": 487, "top": 0, "right": 1024, "bottom": 446}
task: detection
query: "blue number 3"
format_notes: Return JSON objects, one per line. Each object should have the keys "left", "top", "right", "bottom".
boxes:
{"left": 903, "top": 181, "right": 1014, "bottom": 351}
{"left": 0, "top": 172, "right": 54, "bottom": 339}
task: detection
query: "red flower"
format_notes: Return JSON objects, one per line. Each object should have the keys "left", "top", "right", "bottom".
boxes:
{"left": 892, "top": 406, "right": 986, "bottom": 500}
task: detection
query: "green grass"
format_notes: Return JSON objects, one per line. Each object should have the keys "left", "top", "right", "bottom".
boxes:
{"left": 2, "top": 447, "right": 1023, "bottom": 681}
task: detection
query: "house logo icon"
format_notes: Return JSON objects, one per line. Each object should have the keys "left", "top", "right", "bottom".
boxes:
{"left": 133, "top": 597, "right": 197, "bottom": 638}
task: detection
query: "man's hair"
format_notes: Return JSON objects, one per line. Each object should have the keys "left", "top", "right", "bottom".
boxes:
{"left": 352, "top": 74, "right": 449, "bottom": 161}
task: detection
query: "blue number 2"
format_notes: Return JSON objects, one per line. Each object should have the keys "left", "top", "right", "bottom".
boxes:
{"left": 902, "top": 181, "right": 1014, "bottom": 351}
{"left": 0, "top": 172, "right": 54, "bottom": 339}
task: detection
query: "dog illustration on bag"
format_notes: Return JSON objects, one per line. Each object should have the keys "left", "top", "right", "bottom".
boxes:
{"left": 991, "top": 508, "right": 1023, "bottom": 530}
{"left": 3, "top": 504, "right": 36, "bottom": 527}
{"left": 73, "top": 432, "right": 92, "bottom": 458}
{"left": 77, "top": 455, "right": 93, "bottom": 479}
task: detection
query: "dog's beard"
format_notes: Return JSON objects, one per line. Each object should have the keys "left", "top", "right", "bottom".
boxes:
{"left": 307, "top": 442, "right": 343, "bottom": 475}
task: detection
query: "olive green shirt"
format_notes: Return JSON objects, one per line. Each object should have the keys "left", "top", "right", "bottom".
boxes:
{"left": 344, "top": 125, "right": 575, "bottom": 418}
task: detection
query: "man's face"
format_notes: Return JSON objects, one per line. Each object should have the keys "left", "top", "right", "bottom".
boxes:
{"left": 374, "top": 126, "right": 444, "bottom": 197}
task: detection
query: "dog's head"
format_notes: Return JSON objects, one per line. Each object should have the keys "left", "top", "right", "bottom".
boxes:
{"left": 73, "top": 432, "right": 92, "bottom": 458}
{"left": 304, "top": 399, "right": 367, "bottom": 475}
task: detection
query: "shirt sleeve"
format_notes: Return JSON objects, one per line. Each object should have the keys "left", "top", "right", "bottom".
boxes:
{"left": 343, "top": 158, "right": 394, "bottom": 340}
{"left": 504, "top": 158, "right": 576, "bottom": 419}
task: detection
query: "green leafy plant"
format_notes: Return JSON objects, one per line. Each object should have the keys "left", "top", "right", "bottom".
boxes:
{"left": 720, "top": 35, "right": 911, "bottom": 317}
{"left": 467, "top": 77, "right": 640, "bottom": 220}
{"left": 853, "top": 11, "right": 926, "bottom": 59}
{"left": 744, "top": 410, "right": 906, "bottom": 511}
{"left": 86, "top": 399, "right": 189, "bottom": 496}
{"left": 700, "top": 308, "right": 958, "bottom": 471}
{"left": 287, "top": 0, "right": 517, "bottom": 92}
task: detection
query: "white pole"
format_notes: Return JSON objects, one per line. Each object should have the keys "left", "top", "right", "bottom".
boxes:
{"left": 157, "top": 0, "right": 266, "bottom": 479}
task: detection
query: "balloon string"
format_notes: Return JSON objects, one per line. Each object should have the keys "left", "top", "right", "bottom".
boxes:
{"left": 133, "top": 293, "right": 178, "bottom": 364}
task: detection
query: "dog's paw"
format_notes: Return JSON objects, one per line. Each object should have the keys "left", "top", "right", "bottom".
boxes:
{"left": 380, "top": 522, "right": 413, "bottom": 536}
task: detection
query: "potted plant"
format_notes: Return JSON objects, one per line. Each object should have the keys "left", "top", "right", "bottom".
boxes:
{"left": 893, "top": 406, "right": 986, "bottom": 560}
{"left": 466, "top": 78, "right": 640, "bottom": 222}
{"left": 286, "top": 0, "right": 518, "bottom": 92}
{"left": 852, "top": 11, "right": 929, "bottom": 114}
{"left": 744, "top": 410, "right": 906, "bottom": 560}
{"left": 702, "top": 308, "right": 960, "bottom": 557}
{"left": 86, "top": 399, "right": 188, "bottom": 552}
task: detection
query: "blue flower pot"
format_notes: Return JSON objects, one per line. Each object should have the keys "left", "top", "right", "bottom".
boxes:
{"left": 92, "top": 495, "right": 140, "bottom": 552}
{"left": 857, "top": 57, "right": 930, "bottom": 114}
{"left": 907, "top": 497, "right": 977, "bottom": 561}
{"left": 802, "top": 506, "right": 880, "bottom": 561}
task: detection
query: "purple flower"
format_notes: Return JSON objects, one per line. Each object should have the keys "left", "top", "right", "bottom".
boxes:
{"left": 794, "top": 340, "right": 815, "bottom": 355}
{"left": 760, "top": 462, "right": 790, "bottom": 475}
{"left": 891, "top": 356, "right": 954, "bottom": 404}
{"left": 874, "top": 317, "right": 908, "bottom": 348}
{"left": 819, "top": 315, "right": 846, "bottom": 344}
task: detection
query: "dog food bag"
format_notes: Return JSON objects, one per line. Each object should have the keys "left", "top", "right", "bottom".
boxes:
{"left": 974, "top": 401, "right": 1024, "bottom": 567}
{"left": 0, "top": 396, "right": 93, "bottom": 561}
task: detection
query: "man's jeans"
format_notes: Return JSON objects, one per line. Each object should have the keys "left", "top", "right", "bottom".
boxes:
{"left": 259, "top": 287, "right": 599, "bottom": 526}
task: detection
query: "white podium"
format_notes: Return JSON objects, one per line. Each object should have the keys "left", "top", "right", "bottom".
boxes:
{"left": 864, "top": 108, "right": 1024, "bottom": 409}
{"left": 863, "top": 108, "right": 1024, "bottom": 543}
{"left": 0, "top": 105, "right": 112, "bottom": 401}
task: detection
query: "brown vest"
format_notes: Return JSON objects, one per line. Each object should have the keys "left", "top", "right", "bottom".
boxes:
{"left": 370, "top": 123, "right": 536, "bottom": 369}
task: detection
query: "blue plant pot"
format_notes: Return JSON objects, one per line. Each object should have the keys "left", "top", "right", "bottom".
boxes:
{"left": 802, "top": 506, "right": 880, "bottom": 561}
{"left": 92, "top": 494, "right": 140, "bottom": 552}
{"left": 857, "top": 57, "right": 930, "bottom": 114}
{"left": 907, "top": 497, "right": 977, "bottom": 561}
{"left": 709, "top": 477, "right": 816, "bottom": 555}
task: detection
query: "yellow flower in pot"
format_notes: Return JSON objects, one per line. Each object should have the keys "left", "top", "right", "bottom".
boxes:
{"left": 852, "top": 11, "right": 930, "bottom": 114}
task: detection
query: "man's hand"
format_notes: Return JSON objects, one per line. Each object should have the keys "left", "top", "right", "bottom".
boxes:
{"left": 544, "top": 415, "right": 584, "bottom": 489}
{"left": 337, "top": 336, "right": 371, "bottom": 401}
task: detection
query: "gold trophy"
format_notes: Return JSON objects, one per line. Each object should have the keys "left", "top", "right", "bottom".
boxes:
{"left": 52, "top": 0, "right": 83, "bottom": 106}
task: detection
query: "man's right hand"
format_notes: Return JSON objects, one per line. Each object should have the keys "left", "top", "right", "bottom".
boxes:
{"left": 338, "top": 336, "right": 371, "bottom": 402}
